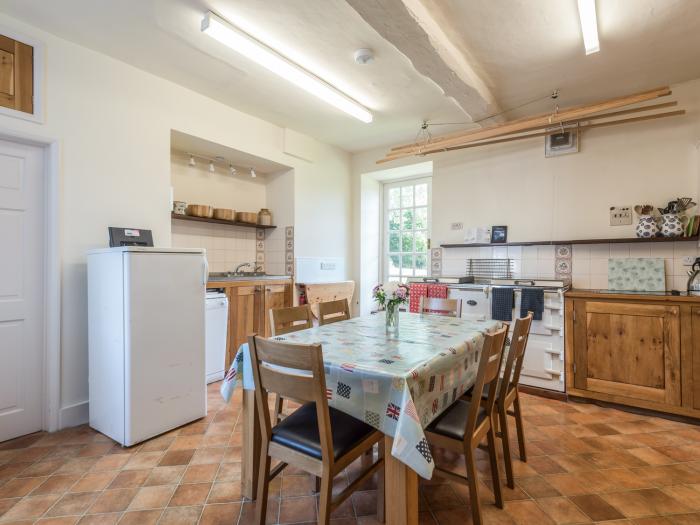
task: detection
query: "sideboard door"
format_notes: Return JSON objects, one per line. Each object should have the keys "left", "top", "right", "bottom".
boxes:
{"left": 573, "top": 300, "right": 681, "bottom": 407}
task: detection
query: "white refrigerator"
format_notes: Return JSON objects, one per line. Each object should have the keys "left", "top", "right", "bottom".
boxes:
{"left": 87, "top": 246, "right": 208, "bottom": 446}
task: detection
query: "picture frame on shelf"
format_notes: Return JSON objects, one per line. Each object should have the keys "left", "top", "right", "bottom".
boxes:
{"left": 490, "top": 226, "right": 508, "bottom": 244}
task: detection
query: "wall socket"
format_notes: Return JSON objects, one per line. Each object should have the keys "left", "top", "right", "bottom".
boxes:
{"left": 450, "top": 222, "right": 463, "bottom": 231}
{"left": 610, "top": 206, "right": 633, "bottom": 226}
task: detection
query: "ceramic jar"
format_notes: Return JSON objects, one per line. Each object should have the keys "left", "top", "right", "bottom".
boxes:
{"left": 635, "top": 215, "right": 659, "bottom": 238}
{"left": 660, "top": 213, "right": 688, "bottom": 237}
{"left": 258, "top": 208, "right": 272, "bottom": 226}
{"left": 172, "top": 201, "right": 187, "bottom": 215}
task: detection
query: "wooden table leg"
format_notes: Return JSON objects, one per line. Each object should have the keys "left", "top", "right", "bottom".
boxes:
{"left": 241, "top": 389, "right": 260, "bottom": 500}
{"left": 384, "top": 436, "right": 419, "bottom": 525}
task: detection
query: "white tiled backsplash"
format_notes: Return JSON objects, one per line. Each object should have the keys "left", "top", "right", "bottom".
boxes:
{"left": 172, "top": 221, "right": 292, "bottom": 276}
{"left": 172, "top": 222, "right": 256, "bottom": 273}
{"left": 263, "top": 225, "right": 289, "bottom": 276}
{"left": 441, "top": 241, "right": 700, "bottom": 290}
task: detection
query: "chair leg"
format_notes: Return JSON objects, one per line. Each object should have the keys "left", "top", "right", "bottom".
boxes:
{"left": 498, "top": 404, "right": 515, "bottom": 489}
{"left": 513, "top": 393, "right": 527, "bottom": 462}
{"left": 377, "top": 442, "right": 385, "bottom": 523}
{"left": 318, "top": 473, "right": 333, "bottom": 525}
{"left": 464, "top": 447, "right": 483, "bottom": 525}
{"left": 274, "top": 394, "right": 284, "bottom": 424}
{"left": 255, "top": 448, "right": 271, "bottom": 525}
{"left": 486, "top": 421, "right": 504, "bottom": 509}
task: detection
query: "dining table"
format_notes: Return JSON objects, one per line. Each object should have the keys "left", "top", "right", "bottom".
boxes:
{"left": 220, "top": 312, "right": 501, "bottom": 525}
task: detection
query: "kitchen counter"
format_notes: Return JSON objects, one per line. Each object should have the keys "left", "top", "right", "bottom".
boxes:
{"left": 207, "top": 274, "right": 291, "bottom": 286}
{"left": 207, "top": 276, "right": 293, "bottom": 367}
{"left": 565, "top": 288, "right": 700, "bottom": 420}
{"left": 566, "top": 288, "right": 700, "bottom": 302}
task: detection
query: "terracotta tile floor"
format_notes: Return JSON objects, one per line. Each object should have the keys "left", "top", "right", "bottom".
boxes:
{"left": 2, "top": 384, "right": 700, "bottom": 524}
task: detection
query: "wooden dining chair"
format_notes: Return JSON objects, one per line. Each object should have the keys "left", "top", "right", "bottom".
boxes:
{"left": 270, "top": 304, "right": 314, "bottom": 336}
{"left": 318, "top": 298, "right": 350, "bottom": 326}
{"left": 418, "top": 296, "right": 462, "bottom": 317}
{"left": 269, "top": 305, "right": 314, "bottom": 423}
{"left": 248, "top": 335, "right": 384, "bottom": 525}
{"left": 465, "top": 313, "right": 533, "bottom": 489}
{"left": 424, "top": 325, "right": 508, "bottom": 525}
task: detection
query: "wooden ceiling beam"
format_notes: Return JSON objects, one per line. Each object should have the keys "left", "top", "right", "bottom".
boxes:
{"left": 376, "top": 109, "right": 685, "bottom": 163}
{"left": 381, "top": 86, "right": 672, "bottom": 162}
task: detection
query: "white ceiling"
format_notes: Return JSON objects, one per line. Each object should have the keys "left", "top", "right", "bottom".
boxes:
{"left": 2, "top": 0, "right": 699, "bottom": 152}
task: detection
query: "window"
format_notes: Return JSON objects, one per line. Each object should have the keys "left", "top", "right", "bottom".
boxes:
{"left": 383, "top": 178, "right": 431, "bottom": 282}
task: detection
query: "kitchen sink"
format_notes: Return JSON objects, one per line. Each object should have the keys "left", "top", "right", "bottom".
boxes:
{"left": 208, "top": 271, "right": 287, "bottom": 281}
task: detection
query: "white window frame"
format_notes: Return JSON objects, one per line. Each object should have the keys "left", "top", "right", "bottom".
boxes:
{"left": 381, "top": 177, "right": 432, "bottom": 283}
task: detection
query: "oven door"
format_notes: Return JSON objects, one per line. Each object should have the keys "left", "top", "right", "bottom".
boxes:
{"left": 512, "top": 290, "right": 565, "bottom": 392}
{"left": 448, "top": 288, "right": 490, "bottom": 320}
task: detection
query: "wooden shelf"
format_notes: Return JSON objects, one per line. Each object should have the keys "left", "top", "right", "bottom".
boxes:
{"left": 440, "top": 235, "right": 699, "bottom": 249}
{"left": 171, "top": 213, "right": 276, "bottom": 230}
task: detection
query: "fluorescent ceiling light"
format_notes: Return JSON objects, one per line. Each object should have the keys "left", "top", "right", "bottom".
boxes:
{"left": 577, "top": 0, "right": 600, "bottom": 55}
{"left": 201, "top": 11, "right": 373, "bottom": 123}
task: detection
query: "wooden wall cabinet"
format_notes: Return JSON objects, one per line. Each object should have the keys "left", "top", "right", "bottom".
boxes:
{"left": 209, "top": 279, "right": 292, "bottom": 368}
{"left": 0, "top": 35, "right": 33, "bottom": 114}
{"left": 566, "top": 291, "right": 700, "bottom": 419}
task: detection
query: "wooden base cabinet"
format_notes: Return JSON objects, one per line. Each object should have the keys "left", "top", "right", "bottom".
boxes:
{"left": 693, "top": 307, "right": 700, "bottom": 410}
{"left": 208, "top": 279, "right": 293, "bottom": 368}
{"left": 565, "top": 291, "right": 700, "bottom": 419}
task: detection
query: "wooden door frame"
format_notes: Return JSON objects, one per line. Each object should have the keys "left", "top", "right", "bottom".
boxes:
{"left": 0, "top": 25, "right": 44, "bottom": 123}
{"left": 0, "top": 127, "right": 61, "bottom": 432}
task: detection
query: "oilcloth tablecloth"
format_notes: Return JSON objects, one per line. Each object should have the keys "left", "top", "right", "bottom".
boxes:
{"left": 220, "top": 313, "right": 500, "bottom": 479}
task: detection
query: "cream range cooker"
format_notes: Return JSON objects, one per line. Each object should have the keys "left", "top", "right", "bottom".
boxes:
{"left": 413, "top": 277, "right": 567, "bottom": 393}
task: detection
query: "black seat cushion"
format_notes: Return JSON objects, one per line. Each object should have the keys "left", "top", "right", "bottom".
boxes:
{"left": 465, "top": 379, "right": 503, "bottom": 400}
{"left": 271, "top": 403, "right": 376, "bottom": 460}
{"left": 426, "top": 399, "right": 487, "bottom": 441}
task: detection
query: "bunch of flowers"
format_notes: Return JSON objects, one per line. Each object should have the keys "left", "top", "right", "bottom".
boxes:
{"left": 372, "top": 281, "right": 410, "bottom": 309}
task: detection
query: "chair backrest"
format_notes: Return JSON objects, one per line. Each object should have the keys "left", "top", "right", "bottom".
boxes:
{"left": 318, "top": 298, "right": 350, "bottom": 326}
{"left": 463, "top": 325, "right": 508, "bottom": 437}
{"left": 270, "top": 305, "right": 313, "bottom": 336}
{"left": 499, "top": 312, "right": 533, "bottom": 400}
{"left": 419, "top": 296, "right": 462, "bottom": 317}
{"left": 248, "top": 335, "right": 334, "bottom": 463}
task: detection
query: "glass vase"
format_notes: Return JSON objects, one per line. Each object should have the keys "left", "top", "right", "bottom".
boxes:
{"left": 385, "top": 302, "right": 400, "bottom": 337}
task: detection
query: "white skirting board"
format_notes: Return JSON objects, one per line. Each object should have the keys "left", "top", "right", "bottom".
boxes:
{"left": 59, "top": 400, "right": 89, "bottom": 429}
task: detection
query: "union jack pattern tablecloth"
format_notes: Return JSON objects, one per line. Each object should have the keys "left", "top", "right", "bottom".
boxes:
{"left": 220, "top": 313, "right": 501, "bottom": 479}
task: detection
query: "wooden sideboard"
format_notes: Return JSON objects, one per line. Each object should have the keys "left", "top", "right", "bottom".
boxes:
{"left": 208, "top": 278, "right": 293, "bottom": 368}
{"left": 565, "top": 290, "right": 700, "bottom": 419}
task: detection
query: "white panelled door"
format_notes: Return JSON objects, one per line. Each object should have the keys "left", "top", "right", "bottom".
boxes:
{"left": 0, "top": 139, "right": 44, "bottom": 442}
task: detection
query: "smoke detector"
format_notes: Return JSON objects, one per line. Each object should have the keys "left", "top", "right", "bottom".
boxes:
{"left": 353, "top": 48, "right": 374, "bottom": 65}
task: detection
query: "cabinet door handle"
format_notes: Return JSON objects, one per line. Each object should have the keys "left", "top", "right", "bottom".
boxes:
{"left": 467, "top": 300, "right": 477, "bottom": 306}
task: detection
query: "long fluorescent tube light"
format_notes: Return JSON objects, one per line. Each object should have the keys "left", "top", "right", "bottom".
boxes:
{"left": 577, "top": 0, "right": 600, "bottom": 55}
{"left": 201, "top": 11, "right": 373, "bottom": 123}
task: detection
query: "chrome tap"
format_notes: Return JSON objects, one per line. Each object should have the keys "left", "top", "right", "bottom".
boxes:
{"left": 234, "top": 262, "right": 252, "bottom": 273}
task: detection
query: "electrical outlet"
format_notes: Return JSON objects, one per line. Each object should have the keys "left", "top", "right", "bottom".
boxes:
{"left": 450, "top": 222, "right": 463, "bottom": 231}
{"left": 610, "top": 206, "right": 633, "bottom": 226}
{"left": 683, "top": 256, "right": 698, "bottom": 266}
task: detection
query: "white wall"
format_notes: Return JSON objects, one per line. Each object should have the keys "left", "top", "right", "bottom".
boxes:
{"left": 264, "top": 169, "right": 295, "bottom": 276}
{"left": 170, "top": 153, "right": 267, "bottom": 211}
{"left": 352, "top": 78, "right": 700, "bottom": 310}
{"left": 358, "top": 174, "right": 381, "bottom": 315}
{"left": 0, "top": 14, "right": 351, "bottom": 429}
